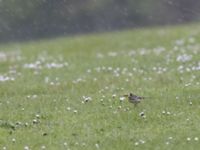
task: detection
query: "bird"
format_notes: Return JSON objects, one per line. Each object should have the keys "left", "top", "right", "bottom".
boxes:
{"left": 123, "top": 93, "right": 145, "bottom": 105}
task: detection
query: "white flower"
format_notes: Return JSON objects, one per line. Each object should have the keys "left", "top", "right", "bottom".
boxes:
{"left": 135, "top": 142, "right": 139, "bottom": 146}
{"left": 139, "top": 48, "right": 147, "bottom": 55}
{"left": 33, "top": 119, "right": 39, "bottom": 124}
{"left": 2, "top": 147, "right": 7, "bottom": 150}
{"left": 166, "top": 111, "right": 171, "bottom": 115}
{"left": 41, "top": 145, "right": 46, "bottom": 149}
{"left": 12, "top": 138, "right": 16, "bottom": 143}
{"left": 108, "top": 67, "right": 113, "bottom": 71}
{"left": 46, "top": 63, "right": 64, "bottom": 69}
{"left": 25, "top": 122, "right": 29, "bottom": 127}
{"left": 23, "top": 63, "right": 39, "bottom": 69}
{"left": 188, "top": 37, "right": 195, "bottom": 43}
{"left": 32, "top": 95, "right": 38, "bottom": 99}
{"left": 194, "top": 137, "right": 199, "bottom": 141}
{"left": 112, "top": 94, "right": 116, "bottom": 98}
{"left": 95, "top": 143, "right": 99, "bottom": 148}
{"left": 82, "top": 142, "right": 86, "bottom": 146}
{"left": 45, "top": 77, "right": 49, "bottom": 83}
{"left": 24, "top": 146, "right": 30, "bottom": 150}
{"left": 176, "top": 54, "right": 192, "bottom": 62}
{"left": 96, "top": 53, "right": 104, "bottom": 58}
{"left": 87, "top": 69, "right": 91, "bottom": 73}
{"left": 139, "top": 140, "right": 145, "bottom": 144}
{"left": 128, "top": 50, "right": 136, "bottom": 56}
{"left": 63, "top": 142, "right": 67, "bottom": 146}
{"left": 168, "top": 137, "right": 173, "bottom": 140}
{"left": 0, "top": 75, "right": 15, "bottom": 82}
{"left": 187, "top": 137, "right": 191, "bottom": 141}
{"left": 139, "top": 112, "right": 145, "bottom": 117}
{"left": 82, "top": 96, "right": 92, "bottom": 103}
{"left": 0, "top": 52, "right": 7, "bottom": 61}
{"left": 35, "top": 114, "right": 40, "bottom": 118}
{"left": 119, "top": 97, "right": 125, "bottom": 101}
{"left": 108, "top": 52, "right": 117, "bottom": 57}
{"left": 175, "top": 39, "right": 185, "bottom": 46}
{"left": 153, "top": 47, "right": 165, "bottom": 55}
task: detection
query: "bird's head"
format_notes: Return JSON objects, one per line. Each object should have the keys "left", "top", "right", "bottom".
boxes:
{"left": 129, "top": 93, "right": 134, "bottom": 96}
{"left": 123, "top": 93, "right": 134, "bottom": 97}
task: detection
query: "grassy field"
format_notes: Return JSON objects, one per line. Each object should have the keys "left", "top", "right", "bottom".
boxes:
{"left": 0, "top": 24, "right": 200, "bottom": 150}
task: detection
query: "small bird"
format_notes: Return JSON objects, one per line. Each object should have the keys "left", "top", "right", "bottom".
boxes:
{"left": 123, "top": 93, "right": 145, "bottom": 105}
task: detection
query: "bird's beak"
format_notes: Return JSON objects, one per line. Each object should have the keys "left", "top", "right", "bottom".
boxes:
{"left": 123, "top": 94, "right": 129, "bottom": 97}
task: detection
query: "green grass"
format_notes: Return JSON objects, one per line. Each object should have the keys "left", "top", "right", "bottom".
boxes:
{"left": 0, "top": 24, "right": 200, "bottom": 150}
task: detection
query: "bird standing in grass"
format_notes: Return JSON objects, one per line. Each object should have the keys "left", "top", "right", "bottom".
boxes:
{"left": 123, "top": 93, "right": 145, "bottom": 105}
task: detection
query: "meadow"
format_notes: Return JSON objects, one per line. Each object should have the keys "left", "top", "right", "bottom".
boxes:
{"left": 0, "top": 24, "right": 200, "bottom": 150}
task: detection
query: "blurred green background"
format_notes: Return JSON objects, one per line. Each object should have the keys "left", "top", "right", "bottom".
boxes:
{"left": 0, "top": 0, "right": 200, "bottom": 42}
